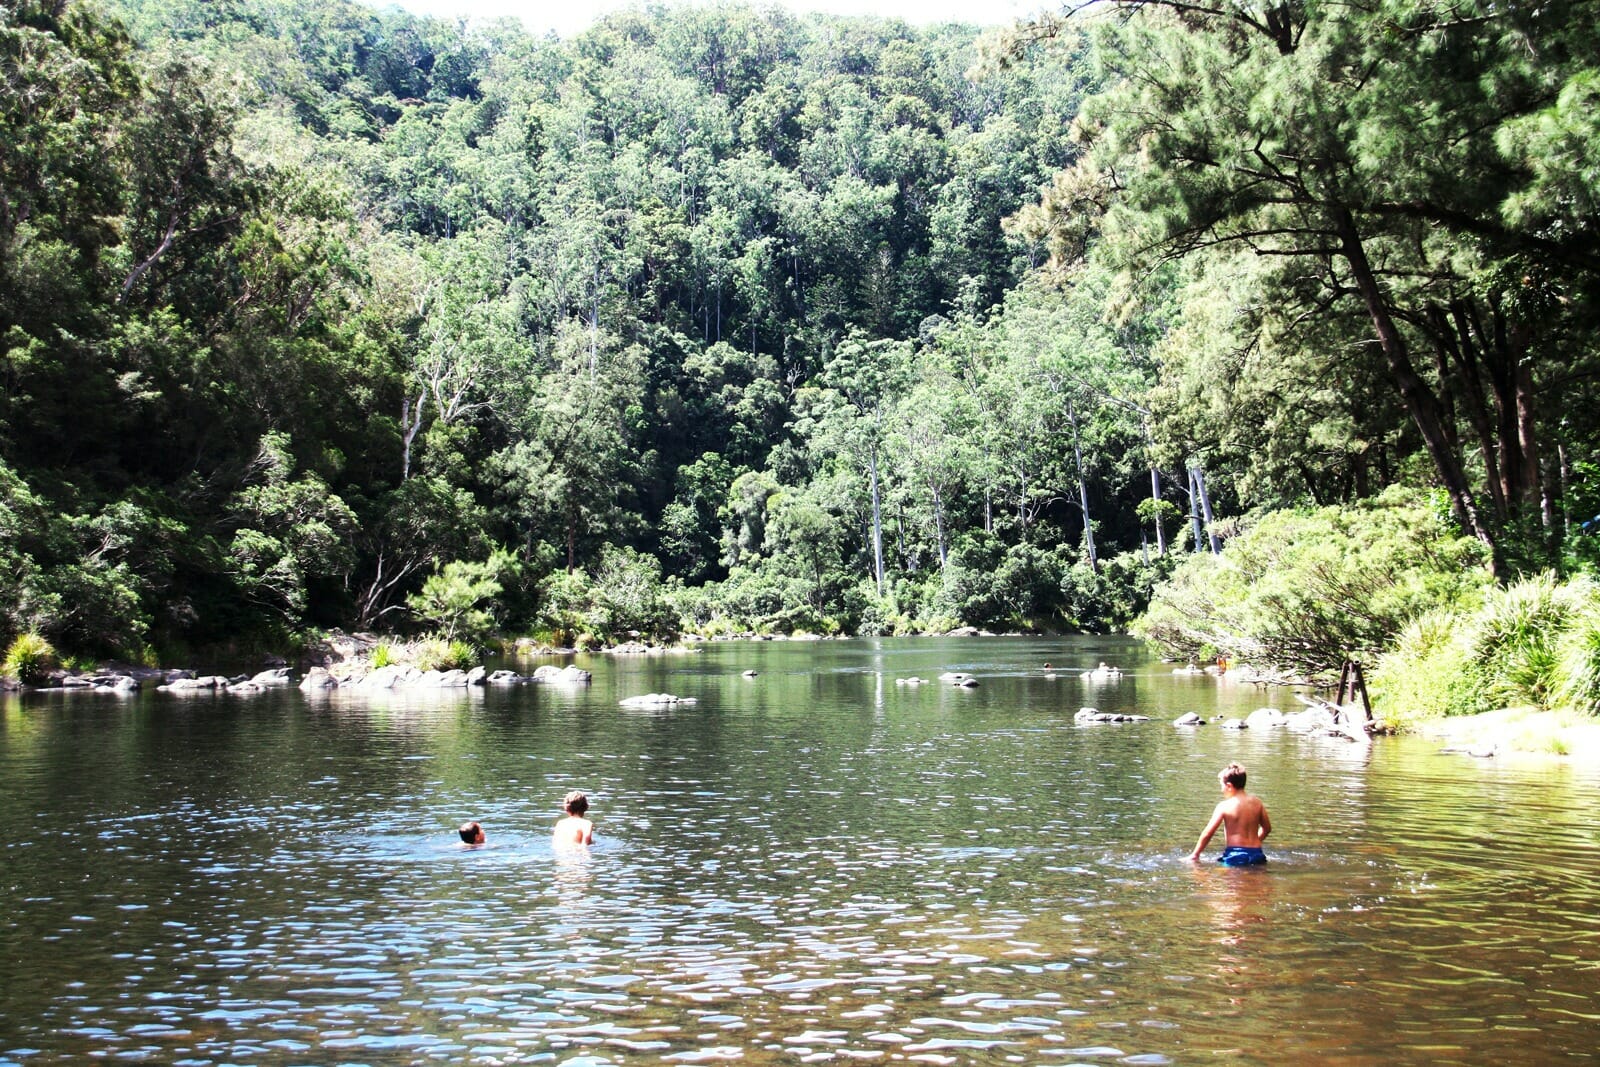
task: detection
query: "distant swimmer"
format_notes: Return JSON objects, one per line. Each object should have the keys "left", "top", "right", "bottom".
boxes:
{"left": 553, "top": 790, "right": 595, "bottom": 847}
{"left": 458, "top": 820, "right": 486, "bottom": 847}
{"left": 1188, "top": 762, "right": 1271, "bottom": 866}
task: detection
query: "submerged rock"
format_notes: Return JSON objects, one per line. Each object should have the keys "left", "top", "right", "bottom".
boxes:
{"left": 1076, "top": 707, "right": 1149, "bottom": 723}
{"left": 159, "top": 676, "right": 217, "bottom": 692}
{"left": 1173, "top": 712, "right": 1205, "bottom": 726}
{"left": 1245, "top": 707, "right": 1288, "bottom": 728}
{"left": 250, "top": 668, "right": 292, "bottom": 687}
{"left": 619, "top": 693, "right": 697, "bottom": 708}
{"left": 299, "top": 667, "right": 338, "bottom": 691}
{"left": 1286, "top": 707, "right": 1336, "bottom": 733}
{"left": 531, "top": 664, "right": 592, "bottom": 684}
{"left": 1219, "top": 718, "right": 1248, "bottom": 730}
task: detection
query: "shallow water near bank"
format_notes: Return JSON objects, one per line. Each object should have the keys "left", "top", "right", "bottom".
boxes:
{"left": 3, "top": 636, "right": 1598, "bottom": 1065}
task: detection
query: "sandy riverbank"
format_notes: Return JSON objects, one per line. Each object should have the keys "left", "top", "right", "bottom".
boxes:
{"left": 1413, "top": 707, "right": 1600, "bottom": 763}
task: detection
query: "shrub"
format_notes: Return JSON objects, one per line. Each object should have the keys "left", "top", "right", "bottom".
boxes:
{"left": 1370, "top": 608, "right": 1491, "bottom": 727}
{"left": 1470, "top": 573, "right": 1585, "bottom": 710}
{"left": 1060, "top": 551, "right": 1175, "bottom": 633}
{"left": 1134, "top": 488, "right": 1491, "bottom": 673}
{"left": 590, "top": 547, "right": 679, "bottom": 641}
{"left": 1373, "top": 574, "right": 1600, "bottom": 721}
{"left": 371, "top": 642, "right": 394, "bottom": 669}
{"left": 1552, "top": 605, "right": 1600, "bottom": 717}
{"left": 413, "top": 636, "right": 475, "bottom": 672}
{"left": 408, "top": 551, "right": 513, "bottom": 642}
{"left": 4, "top": 633, "right": 59, "bottom": 686}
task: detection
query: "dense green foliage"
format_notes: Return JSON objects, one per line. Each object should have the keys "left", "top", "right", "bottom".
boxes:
{"left": 1372, "top": 573, "right": 1600, "bottom": 724}
{"left": 1134, "top": 489, "right": 1491, "bottom": 672}
{"left": 3, "top": 632, "right": 57, "bottom": 685}
{"left": 2, "top": 0, "right": 1184, "bottom": 652}
{"left": 2, "top": 0, "right": 1598, "bottom": 673}
{"left": 1011, "top": 0, "right": 1600, "bottom": 576}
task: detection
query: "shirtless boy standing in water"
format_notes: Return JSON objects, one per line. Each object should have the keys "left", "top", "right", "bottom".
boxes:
{"left": 553, "top": 790, "right": 595, "bottom": 847}
{"left": 1189, "top": 762, "right": 1272, "bottom": 865}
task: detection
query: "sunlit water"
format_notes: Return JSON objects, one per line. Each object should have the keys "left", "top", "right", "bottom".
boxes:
{"left": 2, "top": 637, "right": 1598, "bottom": 1065}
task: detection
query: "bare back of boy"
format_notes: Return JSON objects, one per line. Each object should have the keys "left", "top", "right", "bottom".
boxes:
{"left": 553, "top": 815, "right": 593, "bottom": 847}
{"left": 1216, "top": 792, "right": 1269, "bottom": 847}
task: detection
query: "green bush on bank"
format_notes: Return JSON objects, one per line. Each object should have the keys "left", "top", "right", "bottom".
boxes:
{"left": 412, "top": 636, "right": 476, "bottom": 672}
{"left": 4, "top": 633, "right": 59, "bottom": 686}
{"left": 1372, "top": 573, "right": 1600, "bottom": 725}
{"left": 1133, "top": 488, "right": 1492, "bottom": 673}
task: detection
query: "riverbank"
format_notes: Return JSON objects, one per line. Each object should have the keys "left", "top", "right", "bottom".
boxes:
{"left": 1415, "top": 707, "right": 1600, "bottom": 762}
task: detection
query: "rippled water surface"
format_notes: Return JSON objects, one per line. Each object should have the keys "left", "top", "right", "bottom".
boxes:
{"left": 3, "top": 636, "right": 1599, "bottom": 1065}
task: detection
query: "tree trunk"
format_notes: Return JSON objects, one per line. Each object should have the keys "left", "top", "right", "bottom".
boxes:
{"left": 1333, "top": 208, "right": 1500, "bottom": 572}
{"left": 1149, "top": 464, "right": 1166, "bottom": 556}
{"left": 400, "top": 393, "right": 425, "bottom": 481}
{"left": 1192, "top": 463, "right": 1221, "bottom": 555}
{"left": 1512, "top": 340, "right": 1542, "bottom": 523}
{"left": 1188, "top": 468, "right": 1205, "bottom": 553}
{"left": 566, "top": 504, "right": 577, "bottom": 575}
{"left": 1068, "top": 398, "right": 1097, "bottom": 570}
{"left": 867, "top": 443, "right": 885, "bottom": 597}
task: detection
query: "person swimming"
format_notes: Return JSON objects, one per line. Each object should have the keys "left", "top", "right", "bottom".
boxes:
{"left": 458, "top": 820, "right": 486, "bottom": 847}
{"left": 553, "top": 790, "right": 594, "bottom": 847}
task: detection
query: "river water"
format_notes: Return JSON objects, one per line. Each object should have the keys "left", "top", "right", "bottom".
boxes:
{"left": 2, "top": 636, "right": 1597, "bottom": 1065}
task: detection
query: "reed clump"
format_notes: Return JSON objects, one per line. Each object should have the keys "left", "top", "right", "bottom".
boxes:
{"left": 1373, "top": 573, "right": 1600, "bottom": 725}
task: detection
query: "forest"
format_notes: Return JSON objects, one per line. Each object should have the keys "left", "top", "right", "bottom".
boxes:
{"left": 3, "top": 0, "right": 1599, "bottom": 710}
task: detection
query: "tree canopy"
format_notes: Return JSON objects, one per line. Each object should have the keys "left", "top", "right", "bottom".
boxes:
{"left": 2, "top": 0, "right": 1596, "bottom": 661}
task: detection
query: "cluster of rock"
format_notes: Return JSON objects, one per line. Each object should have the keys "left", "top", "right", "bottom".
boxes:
{"left": 34, "top": 660, "right": 596, "bottom": 697}
{"left": 163, "top": 668, "right": 295, "bottom": 694}
{"left": 1174, "top": 703, "right": 1369, "bottom": 741}
{"left": 25, "top": 667, "right": 297, "bottom": 695}
{"left": 1075, "top": 707, "right": 1150, "bottom": 723}
{"left": 301, "top": 662, "right": 593, "bottom": 692}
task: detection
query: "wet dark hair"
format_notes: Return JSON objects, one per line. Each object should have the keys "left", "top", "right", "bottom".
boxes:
{"left": 458, "top": 821, "right": 483, "bottom": 844}
{"left": 1220, "top": 763, "right": 1247, "bottom": 790}
{"left": 563, "top": 790, "right": 589, "bottom": 816}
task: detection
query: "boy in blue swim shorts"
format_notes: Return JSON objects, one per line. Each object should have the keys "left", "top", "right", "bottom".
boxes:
{"left": 1188, "top": 762, "right": 1271, "bottom": 865}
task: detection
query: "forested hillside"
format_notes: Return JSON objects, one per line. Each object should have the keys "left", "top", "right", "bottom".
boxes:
{"left": 3, "top": 0, "right": 1598, "bottom": 667}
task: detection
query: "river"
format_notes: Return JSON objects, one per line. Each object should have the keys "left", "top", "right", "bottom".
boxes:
{"left": 2, "top": 636, "right": 1597, "bottom": 1065}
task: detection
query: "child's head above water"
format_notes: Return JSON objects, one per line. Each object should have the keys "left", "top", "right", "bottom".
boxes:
{"left": 563, "top": 790, "right": 589, "bottom": 816}
{"left": 1219, "top": 762, "right": 1247, "bottom": 790}
{"left": 458, "top": 820, "right": 485, "bottom": 845}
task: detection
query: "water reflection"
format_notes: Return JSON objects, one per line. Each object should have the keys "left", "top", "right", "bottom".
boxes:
{"left": 2, "top": 637, "right": 1599, "bottom": 1064}
{"left": 1186, "top": 863, "right": 1277, "bottom": 951}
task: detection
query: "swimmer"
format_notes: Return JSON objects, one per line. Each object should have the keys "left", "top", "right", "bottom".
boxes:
{"left": 553, "top": 790, "right": 595, "bottom": 847}
{"left": 1188, "top": 762, "right": 1271, "bottom": 866}
{"left": 458, "top": 820, "right": 486, "bottom": 847}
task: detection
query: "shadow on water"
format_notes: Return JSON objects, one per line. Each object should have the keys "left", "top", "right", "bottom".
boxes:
{"left": 3, "top": 636, "right": 1599, "bottom": 1064}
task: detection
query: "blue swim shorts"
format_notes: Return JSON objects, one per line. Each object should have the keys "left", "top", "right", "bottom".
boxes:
{"left": 1218, "top": 846, "right": 1267, "bottom": 866}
